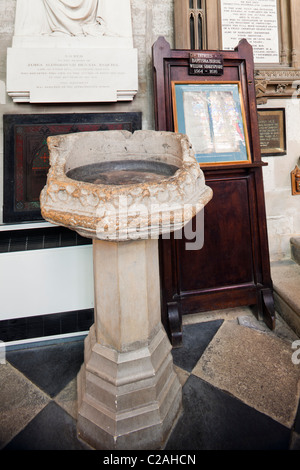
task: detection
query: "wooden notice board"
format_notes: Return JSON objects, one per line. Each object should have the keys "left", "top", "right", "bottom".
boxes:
{"left": 152, "top": 37, "right": 275, "bottom": 346}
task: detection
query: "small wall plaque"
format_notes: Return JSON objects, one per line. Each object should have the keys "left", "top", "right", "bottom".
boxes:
{"left": 257, "top": 108, "right": 286, "bottom": 156}
{"left": 189, "top": 53, "right": 224, "bottom": 76}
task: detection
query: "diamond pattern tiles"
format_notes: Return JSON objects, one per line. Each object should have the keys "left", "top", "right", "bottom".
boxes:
{"left": 1, "top": 316, "right": 300, "bottom": 451}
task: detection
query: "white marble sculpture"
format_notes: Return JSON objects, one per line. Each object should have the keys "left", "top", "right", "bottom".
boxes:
{"left": 15, "top": 0, "right": 106, "bottom": 37}
{"left": 13, "top": 0, "right": 131, "bottom": 40}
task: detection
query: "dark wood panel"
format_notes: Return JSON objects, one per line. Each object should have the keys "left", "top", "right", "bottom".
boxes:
{"left": 177, "top": 176, "right": 254, "bottom": 293}
{"left": 153, "top": 37, "right": 275, "bottom": 346}
{"left": 180, "top": 284, "right": 259, "bottom": 315}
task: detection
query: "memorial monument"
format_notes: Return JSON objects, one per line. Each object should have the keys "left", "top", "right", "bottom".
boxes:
{"left": 14, "top": 0, "right": 111, "bottom": 38}
{"left": 220, "top": 0, "right": 279, "bottom": 63}
{"left": 7, "top": 0, "right": 138, "bottom": 103}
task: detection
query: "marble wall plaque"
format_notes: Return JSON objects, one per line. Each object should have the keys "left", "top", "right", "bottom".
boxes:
{"left": 7, "top": 0, "right": 138, "bottom": 103}
{"left": 7, "top": 47, "right": 138, "bottom": 103}
{"left": 221, "top": 0, "right": 279, "bottom": 63}
{"left": 258, "top": 108, "right": 286, "bottom": 156}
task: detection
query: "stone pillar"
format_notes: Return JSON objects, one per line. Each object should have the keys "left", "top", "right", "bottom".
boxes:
{"left": 77, "top": 238, "right": 182, "bottom": 450}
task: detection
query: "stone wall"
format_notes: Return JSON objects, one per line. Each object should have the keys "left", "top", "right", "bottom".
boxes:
{"left": 0, "top": 0, "right": 298, "bottom": 261}
{"left": 0, "top": 0, "right": 174, "bottom": 222}
{"left": 260, "top": 99, "right": 300, "bottom": 261}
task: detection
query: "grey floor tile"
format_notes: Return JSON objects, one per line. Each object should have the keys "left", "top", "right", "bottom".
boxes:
{"left": 0, "top": 362, "right": 49, "bottom": 449}
{"left": 2, "top": 317, "right": 298, "bottom": 451}
{"left": 54, "top": 377, "right": 78, "bottom": 419}
{"left": 193, "top": 321, "right": 300, "bottom": 428}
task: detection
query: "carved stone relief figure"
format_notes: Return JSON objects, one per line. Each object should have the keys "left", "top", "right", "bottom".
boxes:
{"left": 44, "top": 0, "right": 106, "bottom": 37}
{"left": 14, "top": 0, "right": 117, "bottom": 37}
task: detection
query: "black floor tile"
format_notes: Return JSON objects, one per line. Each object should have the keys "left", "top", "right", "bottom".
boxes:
{"left": 0, "top": 318, "right": 28, "bottom": 342}
{"left": 26, "top": 316, "right": 44, "bottom": 339}
{"left": 60, "top": 311, "right": 78, "bottom": 334}
{"left": 8, "top": 235, "right": 27, "bottom": 252}
{"left": 6, "top": 340, "right": 84, "bottom": 398}
{"left": 78, "top": 309, "right": 94, "bottom": 331}
{"left": 290, "top": 432, "right": 300, "bottom": 450}
{"left": 43, "top": 314, "right": 61, "bottom": 337}
{"left": 172, "top": 320, "right": 223, "bottom": 372}
{"left": 294, "top": 401, "right": 300, "bottom": 434}
{"left": 3, "top": 402, "right": 89, "bottom": 450}
{"left": 26, "top": 234, "right": 45, "bottom": 251}
{"left": 0, "top": 310, "right": 93, "bottom": 342}
{"left": 60, "top": 230, "right": 78, "bottom": 247}
{"left": 166, "top": 375, "right": 291, "bottom": 450}
{"left": 2, "top": 319, "right": 297, "bottom": 451}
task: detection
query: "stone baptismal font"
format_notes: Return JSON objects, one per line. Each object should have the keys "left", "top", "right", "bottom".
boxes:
{"left": 40, "top": 130, "right": 212, "bottom": 450}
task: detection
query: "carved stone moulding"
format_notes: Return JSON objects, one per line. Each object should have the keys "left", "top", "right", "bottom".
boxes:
{"left": 255, "top": 68, "right": 300, "bottom": 104}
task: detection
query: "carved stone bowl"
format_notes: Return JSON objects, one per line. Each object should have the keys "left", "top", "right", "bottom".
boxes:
{"left": 40, "top": 130, "right": 213, "bottom": 241}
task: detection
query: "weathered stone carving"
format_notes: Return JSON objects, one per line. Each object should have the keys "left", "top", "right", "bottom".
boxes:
{"left": 40, "top": 130, "right": 213, "bottom": 241}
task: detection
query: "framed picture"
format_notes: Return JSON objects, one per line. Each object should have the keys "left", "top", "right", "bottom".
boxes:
{"left": 257, "top": 108, "right": 286, "bottom": 156}
{"left": 3, "top": 112, "right": 142, "bottom": 223}
{"left": 172, "top": 81, "right": 251, "bottom": 165}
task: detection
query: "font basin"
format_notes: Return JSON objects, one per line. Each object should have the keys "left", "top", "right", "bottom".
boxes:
{"left": 40, "top": 130, "right": 213, "bottom": 241}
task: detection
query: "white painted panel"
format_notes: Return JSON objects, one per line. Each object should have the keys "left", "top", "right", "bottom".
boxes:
{"left": 0, "top": 222, "right": 53, "bottom": 232}
{"left": 0, "top": 245, "right": 94, "bottom": 320}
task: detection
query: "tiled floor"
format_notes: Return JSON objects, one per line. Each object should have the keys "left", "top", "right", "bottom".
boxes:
{"left": 1, "top": 308, "right": 300, "bottom": 451}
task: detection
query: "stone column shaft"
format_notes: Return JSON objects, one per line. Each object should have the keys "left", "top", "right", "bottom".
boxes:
{"left": 93, "top": 238, "right": 161, "bottom": 351}
{"left": 77, "top": 238, "right": 182, "bottom": 450}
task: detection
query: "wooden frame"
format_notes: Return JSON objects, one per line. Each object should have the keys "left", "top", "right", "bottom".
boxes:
{"left": 153, "top": 37, "right": 275, "bottom": 346}
{"left": 172, "top": 81, "right": 251, "bottom": 165}
{"left": 3, "top": 112, "right": 142, "bottom": 223}
{"left": 257, "top": 108, "right": 286, "bottom": 156}
{"left": 153, "top": 37, "right": 263, "bottom": 166}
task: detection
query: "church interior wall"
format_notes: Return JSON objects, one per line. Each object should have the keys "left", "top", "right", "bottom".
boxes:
{"left": 260, "top": 98, "right": 300, "bottom": 261}
{"left": 0, "top": 0, "right": 174, "bottom": 223}
{"left": 0, "top": 0, "right": 298, "bottom": 323}
{"left": 0, "top": 0, "right": 174, "bottom": 322}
